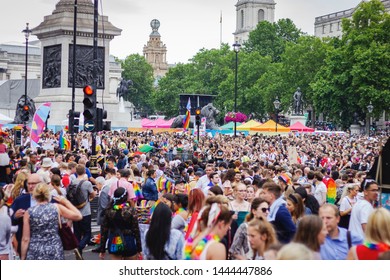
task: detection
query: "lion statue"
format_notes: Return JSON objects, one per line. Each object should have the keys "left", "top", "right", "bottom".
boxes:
{"left": 201, "top": 103, "right": 220, "bottom": 130}
{"left": 170, "top": 103, "right": 220, "bottom": 130}
{"left": 14, "top": 95, "right": 36, "bottom": 124}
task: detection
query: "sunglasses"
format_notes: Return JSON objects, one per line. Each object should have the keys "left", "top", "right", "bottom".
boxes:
{"left": 261, "top": 207, "right": 270, "bottom": 213}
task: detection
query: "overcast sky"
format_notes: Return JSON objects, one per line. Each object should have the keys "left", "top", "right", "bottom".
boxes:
{"left": 0, "top": 0, "right": 362, "bottom": 64}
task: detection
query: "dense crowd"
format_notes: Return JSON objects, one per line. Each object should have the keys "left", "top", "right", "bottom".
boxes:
{"left": 0, "top": 128, "right": 389, "bottom": 260}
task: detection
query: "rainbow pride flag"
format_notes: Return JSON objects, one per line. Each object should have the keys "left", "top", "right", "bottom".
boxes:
{"left": 325, "top": 178, "right": 337, "bottom": 204}
{"left": 157, "top": 176, "right": 173, "bottom": 194}
{"left": 59, "top": 129, "right": 70, "bottom": 150}
{"left": 182, "top": 97, "right": 191, "bottom": 130}
{"left": 149, "top": 200, "right": 160, "bottom": 216}
{"left": 132, "top": 182, "right": 144, "bottom": 200}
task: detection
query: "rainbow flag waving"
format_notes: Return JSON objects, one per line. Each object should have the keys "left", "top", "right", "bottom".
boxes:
{"left": 132, "top": 182, "right": 144, "bottom": 201}
{"left": 182, "top": 97, "right": 191, "bottom": 130}
{"left": 59, "top": 129, "right": 71, "bottom": 150}
{"left": 157, "top": 176, "right": 173, "bottom": 194}
{"left": 325, "top": 178, "right": 337, "bottom": 204}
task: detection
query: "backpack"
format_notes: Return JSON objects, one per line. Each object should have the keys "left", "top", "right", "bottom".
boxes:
{"left": 66, "top": 180, "right": 87, "bottom": 209}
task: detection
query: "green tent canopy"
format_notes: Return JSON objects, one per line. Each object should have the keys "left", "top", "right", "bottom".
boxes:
{"left": 219, "top": 122, "right": 242, "bottom": 130}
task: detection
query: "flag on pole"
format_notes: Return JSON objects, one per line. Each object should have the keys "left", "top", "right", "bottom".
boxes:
{"left": 183, "top": 97, "right": 191, "bottom": 130}
{"left": 30, "top": 102, "right": 51, "bottom": 151}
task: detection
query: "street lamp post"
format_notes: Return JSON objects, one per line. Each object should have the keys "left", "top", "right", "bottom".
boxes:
{"left": 367, "top": 101, "right": 374, "bottom": 136}
{"left": 233, "top": 41, "right": 241, "bottom": 137}
{"left": 273, "top": 96, "right": 281, "bottom": 133}
{"left": 22, "top": 23, "right": 32, "bottom": 129}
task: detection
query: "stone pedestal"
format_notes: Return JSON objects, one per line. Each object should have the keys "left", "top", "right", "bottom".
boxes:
{"left": 350, "top": 124, "right": 361, "bottom": 135}
{"left": 31, "top": 0, "right": 131, "bottom": 128}
{"left": 289, "top": 115, "right": 307, "bottom": 126}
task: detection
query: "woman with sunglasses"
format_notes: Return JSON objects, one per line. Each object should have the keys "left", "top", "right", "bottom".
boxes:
{"left": 229, "top": 198, "right": 270, "bottom": 259}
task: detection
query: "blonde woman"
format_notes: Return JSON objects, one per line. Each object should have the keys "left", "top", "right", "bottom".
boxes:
{"left": 339, "top": 184, "right": 359, "bottom": 229}
{"left": 347, "top": 208, "right": 390, "bottom": 260}
{"left": 229, "top": 183, "right": 251, "bottom": 227}
{"left": 247, "top": 217, "right": 277, "bottom": 260}
{"left": 9, "top": 172, "right": 29, "bottom": 203}
{"left": 276, "top": 242, "right": 314, "bottom": 260}
{"left": 21, "top": 183, "right": 82, "bottom": 260}
{"left": 229, "top": 198, "right": 270, "bottom": 260}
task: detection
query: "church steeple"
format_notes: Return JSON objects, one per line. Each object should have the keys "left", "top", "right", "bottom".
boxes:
{"left": 143, "top": 19, "right": 168, "bottom": 84}
{"left": 234, "top": 0, "right": 276, "bottom": 44}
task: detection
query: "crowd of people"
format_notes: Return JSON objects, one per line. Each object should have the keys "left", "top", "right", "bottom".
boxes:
{"left": 0, "top": 128, "right": 389, "bottom": 260}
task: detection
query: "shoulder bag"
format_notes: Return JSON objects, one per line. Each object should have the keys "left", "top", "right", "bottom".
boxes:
{"left": 58, "top": 211, "right": 79, "bottom": 250}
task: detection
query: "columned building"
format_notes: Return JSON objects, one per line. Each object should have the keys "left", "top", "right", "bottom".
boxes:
{"left": 143, "top": 19, "right": 168, "bottom": 85}
{"left": 314, "top": 0, "right": 390, "bottom": 129}
{"left": 315, "top": 0, "right": 390, "bottom": 38}
{"left": 233, "top": 0, "right": 276, "bottom": 44}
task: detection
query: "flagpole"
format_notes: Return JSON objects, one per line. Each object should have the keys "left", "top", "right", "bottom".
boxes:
{"left": 220, "top": 10, "right": 223, "bottom": 47}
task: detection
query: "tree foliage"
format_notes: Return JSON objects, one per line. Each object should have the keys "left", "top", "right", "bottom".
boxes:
{"left": 244, "top": 18, "right": 302, "bottom": 62}
{"left": 312, "top": 0, "right": 390, "bottom": 128}
{"left": 120, "top": 3, "right": 389, "bottom": 129}
{"left": 120, "top": 54, "right": 155, "bottom": 114}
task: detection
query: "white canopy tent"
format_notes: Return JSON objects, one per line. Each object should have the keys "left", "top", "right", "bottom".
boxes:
{"left": 0, "top": 112, "right": 14, "bottom": 124}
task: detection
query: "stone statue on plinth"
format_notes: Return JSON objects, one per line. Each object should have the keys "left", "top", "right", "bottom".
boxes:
{"left": 293, "top": 87, "right": 303, "bottom": 115}
{"left": 116, "top": 79, "right": 133, "bottom": 99}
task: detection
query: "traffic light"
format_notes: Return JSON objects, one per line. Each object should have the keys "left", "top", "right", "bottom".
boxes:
{"left": 69, "top": 110, "right": 81, "bottom": 134}
{"left": 195, "top": 107, "right": 201, "bottom": 126}
{"left": 83, "top": 85, "right": 96, "bottom": 131}
{"left": 96, "top": 108, "right": 110, "bottom": 131}
{"left": 21, "top": 105, "right": 30, "bottom": 123}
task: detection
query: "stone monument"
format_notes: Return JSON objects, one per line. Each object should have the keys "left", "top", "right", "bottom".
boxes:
{"left": 350, "top": 112, "right": 361, "bottom": 135}
{"left": 289, "top": 87, "right": 307, "bottom": 126}
{"left": 31, "top": 0, "right": 131, "bottom": 127}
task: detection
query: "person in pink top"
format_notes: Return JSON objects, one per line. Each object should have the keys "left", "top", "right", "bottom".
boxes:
{"left": 108, "top": 169, "right": 136, "bottom": 207}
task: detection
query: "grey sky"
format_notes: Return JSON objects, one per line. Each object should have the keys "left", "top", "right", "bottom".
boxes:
{"left": 0, "top": 0, "right": 361, "bottom": 64}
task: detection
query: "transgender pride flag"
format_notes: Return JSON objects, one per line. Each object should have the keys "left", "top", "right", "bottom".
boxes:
{"left": 182, "top": 97, "right": 191, "bottom": 130}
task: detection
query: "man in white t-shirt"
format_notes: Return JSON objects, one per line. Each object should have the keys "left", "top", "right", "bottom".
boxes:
{"left": 195, "top": 164, "right": 221, "bottom": 196}
{"left": 348, "top": 180, "right": 378, "bottom": 240}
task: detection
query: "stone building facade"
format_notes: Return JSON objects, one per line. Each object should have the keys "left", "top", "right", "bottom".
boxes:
{"left": 233, "top": 0, "right": 276, "bottom": 44}
{"left": 314, "top": 0, "right": 390, "bottom": 38}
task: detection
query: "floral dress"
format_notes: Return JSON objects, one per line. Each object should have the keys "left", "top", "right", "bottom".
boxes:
{"left": 26, "top": 203, "right": 64, "bottom": 260}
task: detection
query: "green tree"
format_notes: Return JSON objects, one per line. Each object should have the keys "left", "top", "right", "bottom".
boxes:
{"left": 280, "top": 36, "right": 329, "bottom": 123}
{"left": 120, "top": 54, "right": 155, "bottom": 114}
{"left": 312, "top": 0, "right": 390, "bottom": 128}
{"left": 151, "top": 63, "right": 194, "bottom": 118}
{"left": 218, "top": 51, "right": 272, "bottom": 120}
{"left": 244, "top": 18, "right": 302, "bottom": 62}
{"left": 153, "top": 45, "right": 234, "bottom": 118}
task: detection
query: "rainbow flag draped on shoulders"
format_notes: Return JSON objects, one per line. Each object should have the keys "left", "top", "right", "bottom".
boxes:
{"left": 182, "top": 97, "right": 191, "bottom": 130}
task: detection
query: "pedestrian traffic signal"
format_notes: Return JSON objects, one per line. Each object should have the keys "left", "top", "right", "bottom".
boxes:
{"left": 96, "top": 108, "right": 110, "bottom": 131}
{"left": 83, "top": 85, "right": 96, "bottom": 131}
{"left": 195, "top": 108, "right": 201, "bottom": 126}
{"left": 21, "top": 105, "right": 30, "bottom": 122}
